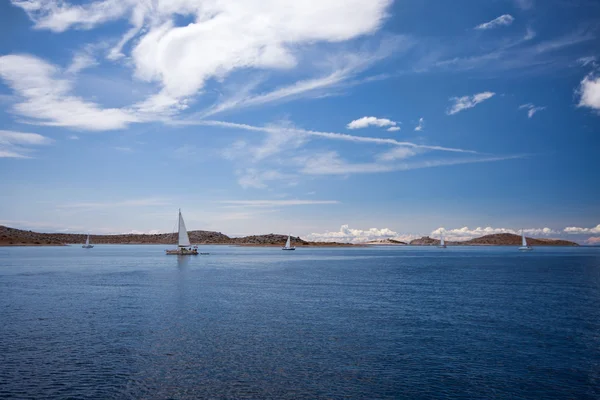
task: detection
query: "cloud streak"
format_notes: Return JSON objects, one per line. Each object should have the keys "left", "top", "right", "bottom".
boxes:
{"left": 475, "top": 15, "right": 515, "bottom": 30}
{"left": 0, "top": 129, "right": 53, "bottom": 158}
{"left": 447, "top": 92, "right": 495, "bottom": 115}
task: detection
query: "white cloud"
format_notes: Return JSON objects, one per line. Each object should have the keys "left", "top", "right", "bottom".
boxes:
{"left": 68, "top": 135, "right": 79, "bottom": 140}
{"left": 0, "top": 129, "right": 53, "bottom": 158}
{"left": 519, "top": 103, "right": 546, "bottom": 118}
{"left": 431, "top": 226, "right": 557, "bottom": 241}
{"left": 447, "top": 92, "right": 495, "bottom": 115}
{"left": 10, "top": 0, "right": 395, "bottom": 118}
{"left": 577, "top": 74, "right": 600, "bottom": 111}
{"left": 347, "top": 116, "right": 398, "bottom": 130}
{"left": 0, "top": 54, "right": 139, "bottom": 130}
{"left": 564, "top": 224, "right": 600, "bottom": 234}
{"left": 475, "top": 14, "right": 515, "bottom": 30}
{"left": 221, "top": 200, "right": 339, "bottom": 207}
{"left": 387, "top": 126, "right": 401, "bottom": 132}
{"left": 414, "top": 117, "right": 424, "bottom": 131}
{"left": 305, "top": 224, "right": 399, "bottom": 243}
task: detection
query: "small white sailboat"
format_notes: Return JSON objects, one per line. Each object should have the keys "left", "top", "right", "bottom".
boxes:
{"left": 518, "top": 229, "right": 533, "bottom": 251}
{"left": 282, "top": 234, "right": 296, "bottom": 251}
{"left": 166, "top": 209, "right": 198, "bottom": 255}
{"left": 438, "top": 232, "right": 446, "bottom": 248}
{"left": 82, "top": 234, "right": 94, "bottom": 249}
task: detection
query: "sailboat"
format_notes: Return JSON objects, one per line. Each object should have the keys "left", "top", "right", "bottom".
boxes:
{"left": 282, "top": 234, "right": 295, "bottom": 251}
{"left": 438, "top": 232, "right": 446, "bottom": 248}
{"left": 166, "top": 209, "right": 198, "bottom": 255}
{"left": 82, "top": 234, "right": 94, "bottom": 249}
{"left": 518, "top": 229, "right": 533, "bottom": 251}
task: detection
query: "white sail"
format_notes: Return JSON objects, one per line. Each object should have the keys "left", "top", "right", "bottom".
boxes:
{"left": 285, "top": 235, "right": 291, "bottom": 249}
{"left": 522, "top": 230, "right": 527, "bottom": 247}
{"left": 85, "top": 234, "right": 90, "bottom": 245}
{"left": 178, "top": 210, "right": 191, "bottom": 247}
{"left": 440, "top": 233, "right": 445, "bottom": 246}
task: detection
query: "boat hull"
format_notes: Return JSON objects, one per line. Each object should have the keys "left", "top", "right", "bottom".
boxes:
{"left": 166, "top": 248, "right": 198, "bottom": 255}
{"left": 282, "top": 247, "right": 296, "bottom": 251}
{"left": 82, "top": 245, "right": 94, "bottom": 248}
{"left": 437, "top": 245, "right": 446, "bottom": 248}
{"left": 518, "top": 246, "right": 533, "bottom": 251}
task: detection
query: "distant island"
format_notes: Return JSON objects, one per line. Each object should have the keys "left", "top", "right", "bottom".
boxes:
{"left": 0, "top": 226, "right": 579, "bottom": 247}
{"left": 407, "top": 233, "right": 578, "bottom": 247}
{"left": 0, "top": 226, "right": 351, "bottom": 247}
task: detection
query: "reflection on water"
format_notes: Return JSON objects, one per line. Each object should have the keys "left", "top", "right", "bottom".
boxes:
{"left": 0, "top": 245, "right": 599, "bottom": 399}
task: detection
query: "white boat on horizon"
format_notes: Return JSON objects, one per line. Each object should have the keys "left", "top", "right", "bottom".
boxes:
{"left": 166, "top": 209, "right": 199, "bottom": 255}
{"left": 518, "top": 229, "right": 533, "bottom": 251}
{"left": 82, "top": 234, "right": 93, "bottom": 249}
{"left": 438, "top": 232, "right": 447, "bottom": 248}
{"left": 282, "top": 234, "right": 296, "bottom": 251}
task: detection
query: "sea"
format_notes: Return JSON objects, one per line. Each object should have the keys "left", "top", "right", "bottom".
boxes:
{"left": 0, "top": 245, "right": 599, "bottom": 399}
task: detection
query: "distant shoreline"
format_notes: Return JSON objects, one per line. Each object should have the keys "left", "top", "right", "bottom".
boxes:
{"left": 0, "top": 226, "right": 579, "bottom": 247}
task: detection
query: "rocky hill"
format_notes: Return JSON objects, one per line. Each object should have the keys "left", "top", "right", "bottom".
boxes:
{"left": 409, "top": 233, "right": 578, "bottom": 247}
{"left": 0, "top": 226, "right": 348, "bottom": 247}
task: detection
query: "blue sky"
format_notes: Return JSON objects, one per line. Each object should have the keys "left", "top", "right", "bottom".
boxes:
{"left": 0, "top": 0, "right": 599, "bottom": 244}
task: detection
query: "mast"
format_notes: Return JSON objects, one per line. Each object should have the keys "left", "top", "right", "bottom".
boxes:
{"left": 440, "top": 232, "right": 445, "bottom": 246}
{"left": 522, "top": 229, "right": 527, "bottom": 247}
{"left": 85, "top": 234, "right": 90, "bottom": 245}
{"left": 285, "top": 234, "right": 291, "bottom": 248}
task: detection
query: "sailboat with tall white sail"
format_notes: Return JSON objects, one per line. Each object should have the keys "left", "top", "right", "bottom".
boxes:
{"left": 166, "top": 209, "right": 198, "bottom": 255}
{"left": 518, "top": 229, "right": 533, "bottom": 251}
{"left": 282, "top": 234, "right": 295, "bottom": 251}
{"left": 438, "top": 232, "right": 446, "bottom": 248}
{"left": 82, "top": 234, "right": 93, "bottom": 249}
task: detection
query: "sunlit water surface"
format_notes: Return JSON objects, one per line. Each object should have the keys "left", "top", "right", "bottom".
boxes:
{"left": 1, "top": 245, "right": 599, "bottom": 399}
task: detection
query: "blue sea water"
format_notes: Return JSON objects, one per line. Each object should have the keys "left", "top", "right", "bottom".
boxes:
{"left": 0, "top": 245, "right": 599, "bottom": 399}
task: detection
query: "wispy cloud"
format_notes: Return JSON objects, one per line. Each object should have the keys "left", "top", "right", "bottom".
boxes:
{"left": 298, "top": 151, "right": 522, "bottom": 175}
{"left": 0, "top": 130, "right": 53, "bottom": 158}
{"left": 0, "top": 54, "right": 139, "bottom": 130}
{"left": 347, "top": 116, "right": 399, "bottom": 130}
{"left": 221, "top": 200, "right": 339, "bottom": 207}
{"left": 68, "top": 135, "right": 79, "bottom": 140}
{"left": 519, "top": 103, "right": 546, "bottom": 118}
{"left": 176, "top": 119, "right": 478, "bottom": 154}
{"left": 198, "top": 38, "right": 409, "bottom": 118}
{"left": 475, "top": 15, "right": 515, "bottom": 30}
{"left": 66, "top": 51, "right": 98, "bottom": 75}
{"left": 414, "top": 117, "right": 424, "bottom": 131}
{"left": 447, "top": 92, "right": 495, "bottom": 115}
